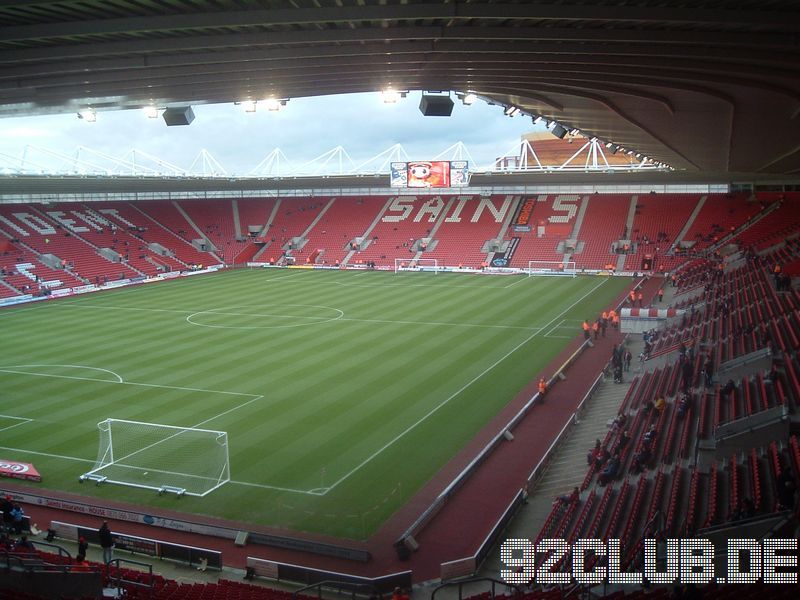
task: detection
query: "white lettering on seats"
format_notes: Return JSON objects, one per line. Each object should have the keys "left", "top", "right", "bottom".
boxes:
{"left": 444, "top": 196, "right": 471, "bottom": 223}
{"left": 549, "top": 195, "right": 580, "bottom": 223}
{"left": 72, "top": 210, "right": 111, "bottom": 231}
{"left": 414, "top": 196, "right": 445, "bottom": 222}
{"left": 99, "top": 209, "right": 137, "bottom": 228}
{"left": 0, "top": 215, "right": 29, "bottom": 237}
{"left": 13, "top": 212, "right": 56, "bottom": 235}
{"left": 46, "top": 211, "right": 90, "bottom": 233}
{"left": 472, "top": 195, "right": 513, "bottom": 223}
{"left": 381, "top": 197, "right": 415, "bottom": 222}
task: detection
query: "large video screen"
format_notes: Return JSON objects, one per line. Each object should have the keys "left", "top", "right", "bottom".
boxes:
{"left": 390, "top": 161, "right": 469, "bottom": 188}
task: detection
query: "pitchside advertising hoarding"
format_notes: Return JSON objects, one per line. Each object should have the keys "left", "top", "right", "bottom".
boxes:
{"left": 0, "top": 459, "right": 41, "bottom": 482}
{"left": 390, "top": 160, "right": 469, "bottom": 188}
{"left": 500, "top": 537, "right": 800, "bottom": 585}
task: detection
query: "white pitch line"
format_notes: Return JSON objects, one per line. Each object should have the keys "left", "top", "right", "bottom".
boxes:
{"left": 229, "top": 480, "right": 326, "bottom": 495}
{"left": 0, "top": 364, "right": 124, "bottom": 384}
{"left": 324, "top": 277, "right": 609, "bottom": 492}
{"left": 0, "top": 445, "right": 94, "bottom": 464}
{"left": 332, "top": 280, "right": 506, "bottom": 290}
{"left": 0, "top": 414, "right": 32, "bottom": 422}
{"left": 542, "top": 318, "right": 566, "bottom": 338}
{"left": 45, "top": 303, "right": 540, "bottom": 331}
{"left": 503, "top": 276, "right": 530, "bottom": 289}
{"left": 0, "top": 367, "right": 261, "bottom": 398}
{"left": 339, "top": 317, "right": 540, "bottom": 331}
{"left": 0, "top": 420, "right": 33, "bottom": 434}
{"left": 262, "top": 272, "right": 311, "bottom": 282}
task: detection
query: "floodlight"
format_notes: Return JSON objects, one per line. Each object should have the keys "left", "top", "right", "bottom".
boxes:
{"left": 551, "top": 124, "right": 568, "bottom": 139}
{"left": 462, "top": 93, "right": 477, "bottom": 105}
{"left": 532, "top": 116, "right": 544, "bottom": 125}
{"left": 381, "top": 89, "right": 401, "bottom": 104}
{"left": 77, "top": 108, "right": 96, "bottom": 122}
{"left": 143, "top": 106, "right": 159, "bottom": 119}
{"left": 569, "top": 128, "right": 581, "bottom": 136}
{"left": 263, "top": 98, "right": 283, "bottom": 111}
{"left": 242, "top": 100, "right": 257, "bottom": 113}
{"left": 504, "top": 106, "right": 520, "bottom": 117}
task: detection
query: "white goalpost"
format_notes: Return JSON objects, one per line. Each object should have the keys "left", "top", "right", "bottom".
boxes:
{"left": 394, "top": 257, "right": 439, "bottom": 274}
{"left": 527, "top": 260, "right": 578, "bottom": 277}
{"left": 80, "top": 418, "right": 230, "bottom": 497}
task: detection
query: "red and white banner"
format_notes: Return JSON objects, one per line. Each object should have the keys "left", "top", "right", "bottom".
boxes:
{"left": 0, "top": 459, "right": 42, "bottom": 482}
{"left": 621, "top": 308, "right": 682, "bottom": 319}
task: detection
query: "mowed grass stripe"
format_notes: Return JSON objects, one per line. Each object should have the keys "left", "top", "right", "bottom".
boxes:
{"left": 0, "top": 269, "right": 630, "bottom": 537}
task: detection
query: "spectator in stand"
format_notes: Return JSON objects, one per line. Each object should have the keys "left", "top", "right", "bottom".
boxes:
{"left": 767, "top": 364, "right": 779, "bottom": 385}
{"left": 722, "top": 379, "right": 736, "bottom": 399}
{"left": 677, "top": 394, "right": 691, "bottom": 419}
{"left": 623, "top": 349, "right": 632, "bottom": 372}
{"left": 658, "top": 287, "right": 664, "bottom": 302}
{"left": 632, "top": 443, "right": 652, "bottom": 473}
{"left": 0, "top": 495, "right": 13, "bottom": 529}
{"left": 554, "top": 486, "right": 580, "bottom": 506}
{"left": 611, "top": 413, "right": 628, "bottom": 431}
{"left": 614, "top": 430, "right": 630, "bottom": 455}
{"left": 654, "top": 396, "right": 666, "bottom": 413}
{"left": 599, "top": 453, "right": 620, "bottom": 485}
{"left": 643, "top": 424, "right": 658, "bottom": 446}
{"left": 587, "top": 439, "right": 602, "bottom": 465}
{"left": 703, "top": 357, "right": 714, "bottom": 387}
{"left": 681, "top": 359, "right": 694, "bottom": 394}
{"left": 78, "top": 536, "right": 88, "bottom": 559}
{"left": 392, "top": 588, "right": 410, "bottom": 600}
{"left": 10, "top": 505, "right": 24, "bottom": 534}
{"left": 13, "top": 535, "right": 34, "bottom": 552}
{"left": 98, "top": 521, "right": 114, "bottom": 564}
{"left": 731, "top": 497, "right": 755, "bottom": 521}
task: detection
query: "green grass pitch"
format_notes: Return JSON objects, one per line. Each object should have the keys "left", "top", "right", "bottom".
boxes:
{"left": 0, "top": 269, "right": 630, "bottom": 539}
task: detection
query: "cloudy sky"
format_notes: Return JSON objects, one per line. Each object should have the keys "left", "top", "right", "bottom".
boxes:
{"left": 0, "top": 92, "right": 541, "bottom": 177}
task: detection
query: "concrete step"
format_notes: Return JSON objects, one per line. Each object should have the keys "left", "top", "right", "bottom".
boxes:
{"left": 478, "top": 368, "right": 639, "bottom": 580}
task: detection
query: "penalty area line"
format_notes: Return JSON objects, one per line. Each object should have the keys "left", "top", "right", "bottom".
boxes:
{"left": 0, "top": 446, "right": 94, "bottom": 464}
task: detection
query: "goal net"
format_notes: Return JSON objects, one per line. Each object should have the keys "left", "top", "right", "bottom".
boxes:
{"left": 394, "top": 257, "right": 439, "bottom": 274}
{"left": 80, "top": 419, "right": 230, "bottom": 497}
{"left": 527, "top": 260, "right": 577, "bottom": 277}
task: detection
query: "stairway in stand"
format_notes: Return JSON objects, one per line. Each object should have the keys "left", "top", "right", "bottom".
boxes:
{"left": 477, "top": 346, "right": 641, "bottom": 577}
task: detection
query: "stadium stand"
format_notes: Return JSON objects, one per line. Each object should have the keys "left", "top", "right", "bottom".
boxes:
{"left": 508, "top": 195, "right": 575, "bottom": 268}
{"left": 90, "top": 201, "right": 213, "bottom": 268}
{"left": 2, "top": 190, "right": 800, "bottom": 599}
{"left": 423, "top": 195, "right": 513, "bottom": 268}
{"left": 623, "top": 194, "right": 700, "bottom": 273}
{"left": 177, "top": 199, "right": 245, "bottom": 264}
{"left": 571, "top": 194, "right": 631, "bottom": 270}
{"left": 348, "top": 195, "right": 440, "bottom": 267}
{"left": 290, "top": 195, "right": 387, "bottom": 266}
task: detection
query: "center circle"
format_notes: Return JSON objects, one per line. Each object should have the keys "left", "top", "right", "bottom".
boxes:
{"left": 185, "top": 304, "right": 344, "bottom": 330}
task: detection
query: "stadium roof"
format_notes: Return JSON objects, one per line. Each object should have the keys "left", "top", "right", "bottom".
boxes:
{"left": 1, "top": 1, "right": 799, "bottom": 179}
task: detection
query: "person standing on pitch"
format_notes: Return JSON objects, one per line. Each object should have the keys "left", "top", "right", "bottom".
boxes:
{"left": 99, "top": 521, "right": 114, "bottom": 564}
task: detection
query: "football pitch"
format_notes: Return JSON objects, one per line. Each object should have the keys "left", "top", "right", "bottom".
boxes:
{"left": 0, "top": 268, "right": 630, "bottom": 539}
